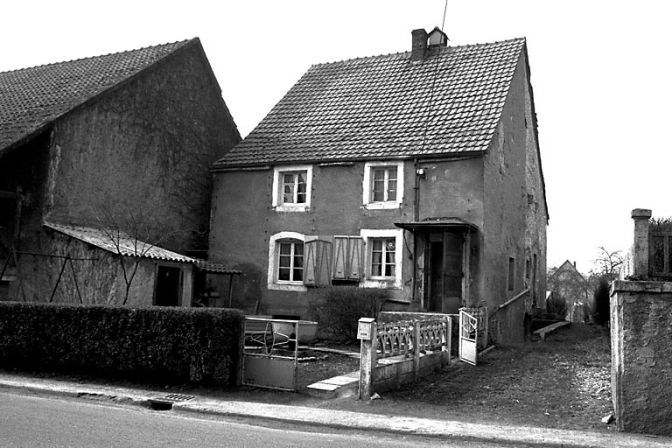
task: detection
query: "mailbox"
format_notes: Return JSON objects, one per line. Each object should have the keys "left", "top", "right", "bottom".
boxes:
{"left": 357, "top": 317, "right": 375, "bottom": 341}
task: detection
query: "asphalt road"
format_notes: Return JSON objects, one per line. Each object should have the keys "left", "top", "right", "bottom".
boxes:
{"left": 0, "top": 391, "right": 525, "bottom": 447}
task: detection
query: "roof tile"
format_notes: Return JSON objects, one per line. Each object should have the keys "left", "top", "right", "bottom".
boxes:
{"left": 216, "top": 38, "right": 524, "bottom": 167}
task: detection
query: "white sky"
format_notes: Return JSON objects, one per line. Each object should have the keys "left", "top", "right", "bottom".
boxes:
{"left": 2, "top": 1, "right": 671, "bottom": 275}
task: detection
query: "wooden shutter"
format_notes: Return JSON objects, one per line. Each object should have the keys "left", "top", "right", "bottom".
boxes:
{"left": 304, "top": 240, "right": 332, "bottom": 286}
{"left": 333, "top": 236, "right": 364, "bottom": 281}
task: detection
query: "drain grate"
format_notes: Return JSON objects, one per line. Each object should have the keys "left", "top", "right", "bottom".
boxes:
{"left": 163, "top": 393, "right": 195, "bottom": 402}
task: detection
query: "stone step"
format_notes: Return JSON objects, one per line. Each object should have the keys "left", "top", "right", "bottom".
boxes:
{"left": 305, "top": 371, "right": 359, "bottom": 399}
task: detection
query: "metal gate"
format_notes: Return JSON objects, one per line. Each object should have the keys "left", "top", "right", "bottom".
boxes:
{"left": 242, "top": 317, "right": 299, "bottom": 391}
{"left": 459, "top": 309, "right": 478, "bottom": 365}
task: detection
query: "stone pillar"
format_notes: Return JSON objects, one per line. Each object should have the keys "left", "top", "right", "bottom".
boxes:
{"left": 631, "top": 209, "right": 652, "bottom": 277}
{"left": 357, "top": 318, "right": 376, "bottom": 400}
{"left": 611, "top": 280, "right": 672, "bottom": 435}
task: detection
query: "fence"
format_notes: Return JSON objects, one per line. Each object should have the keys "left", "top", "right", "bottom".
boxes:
{"left": 358, "top": 315, "right": 451, "bottom": 399}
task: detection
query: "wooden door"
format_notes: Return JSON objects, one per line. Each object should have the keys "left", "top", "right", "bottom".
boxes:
{"left": 427, "top": 232, "right": 464, "bottom": 313}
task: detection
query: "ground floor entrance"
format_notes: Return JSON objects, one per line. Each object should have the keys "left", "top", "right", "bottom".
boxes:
{"left": 423, "top": 228, "right": 473, "bottom": 314}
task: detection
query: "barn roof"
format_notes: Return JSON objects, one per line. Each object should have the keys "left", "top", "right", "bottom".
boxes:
{"left": 215, "top": 37, "right": 526, "bottom": 168}
{"left": 0, "top": 39, "right": 195, "bottom": 157}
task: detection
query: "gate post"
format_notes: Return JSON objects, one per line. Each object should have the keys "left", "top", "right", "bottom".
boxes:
{"left": 358, "top": 317, "right": 376, "bottom": 400}
{"left": 413, "top": 322, "right": 421, "bottom": 380}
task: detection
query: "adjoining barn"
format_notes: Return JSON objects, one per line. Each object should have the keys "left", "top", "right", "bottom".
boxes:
{"left": 0, "top": 38, "right": 241, "bottom": 304}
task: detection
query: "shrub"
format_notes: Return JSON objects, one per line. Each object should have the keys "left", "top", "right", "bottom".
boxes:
{"left": 546, "top": 294, "right": 568, "bottom": 320}
{"left": 0, "top": 302, "right": 244, "bottom": 385}
{"left": 591, "top": 277, "right": 611, "bottom": 327}
{"left": 308, "top": 286, "right": 388, "bottom": 342}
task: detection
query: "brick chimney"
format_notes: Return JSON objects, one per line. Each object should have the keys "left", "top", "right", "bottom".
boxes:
{"left": 411, "top": 29, "right": 428, "bottom": 62}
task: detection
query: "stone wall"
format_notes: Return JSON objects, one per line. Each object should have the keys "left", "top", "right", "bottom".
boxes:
{"left": 611, "top": 280, "right": 672, "bottom": 435}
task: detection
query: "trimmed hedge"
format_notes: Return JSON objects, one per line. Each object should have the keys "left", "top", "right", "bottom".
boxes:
{"left": 308, "top": 286, "right": 388, "bottom": 342}
{"left": 0, "top": 302, "right": 244, "bottom": 385}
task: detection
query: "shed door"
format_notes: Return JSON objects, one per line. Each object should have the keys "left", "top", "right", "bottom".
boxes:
{"left": 155, "top": 266, "right": 182, "bottom": 306}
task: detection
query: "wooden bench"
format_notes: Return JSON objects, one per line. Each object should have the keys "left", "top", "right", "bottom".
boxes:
{"left": 534, "top": 321, "right": 571, "bottom": 341}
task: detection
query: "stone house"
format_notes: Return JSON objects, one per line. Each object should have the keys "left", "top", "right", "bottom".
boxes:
{"left": 547, "top": 260, "right": 591, "bottom": 321}
{"left": 209, "top": 28, "right": 548, "bottom": 343}
{"left": 0, "top": 38, "right": 241, "bottom": 305}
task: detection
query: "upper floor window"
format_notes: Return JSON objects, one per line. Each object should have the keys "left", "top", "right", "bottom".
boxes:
{"left": 363, "top": 161, "right": 403, "bottom": 210}
{"left": 272, "top": 165, "right": 313, "bottom": 212}
{"left": 282, "top": 172, "right": 306, "bottom": 205}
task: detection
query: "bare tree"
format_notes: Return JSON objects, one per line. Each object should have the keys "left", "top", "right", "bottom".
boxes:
{"left": 591, "top": 246, "right": 624, "bottom": 279}
{"left": 84, "top": 185, "right": 185, "bottom": 305}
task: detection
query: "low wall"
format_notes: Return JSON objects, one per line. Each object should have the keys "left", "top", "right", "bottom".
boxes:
{"left": 358, "top": 316, "right": 451, "bottom": 398}
{"left": 611, "top": 280, "right": 672, "bottom": 436}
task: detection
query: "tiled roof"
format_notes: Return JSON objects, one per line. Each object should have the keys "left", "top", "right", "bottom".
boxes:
{"left": 45, "top": 222, "right": 195, "bottom": 263}
{"left": 215, "top": 38, "right": 526, "bottom": 168}
{"left": 0, "top": 40, "right": 193, "bottom": 156}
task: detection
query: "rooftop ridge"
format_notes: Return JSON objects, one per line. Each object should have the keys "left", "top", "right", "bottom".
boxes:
{"left": 0, "top": 39, "right": 194, "bottom": 75}
{"left": 308, "top": 37, "right": 526, "bottom": 69}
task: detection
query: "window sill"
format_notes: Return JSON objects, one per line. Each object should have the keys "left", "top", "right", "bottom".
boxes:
{"left": 268, "top": 282, "right": 307, "bottom": 292}
{"left": 363, "top": 202, "right": 401, "bottom": 210}
{"left": 274, "top": 205, "right": 310, "bottom": 213}
{"left": 360, "top": 279, "right": 401, "bottom": 289}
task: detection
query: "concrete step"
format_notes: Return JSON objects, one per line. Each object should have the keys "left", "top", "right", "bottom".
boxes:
{"left": 305, "top": 371, "right": 359, "bottom": 399}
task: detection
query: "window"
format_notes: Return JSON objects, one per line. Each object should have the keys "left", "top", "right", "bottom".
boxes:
{"left": 277, "top": 240, "right": 304, "bottom": 282}
{"left": 272, "top": 165, "right": 313, "bottom": 212}
{"left": 268, "top": 232, "right": 311, "bottom": 291}
{"left": 371, "top": 238, "right": 396, "bottom": 277}
{"left": 363, "top": 161, "right": 403, "bottom": 209}
{"left": 371, "top": 167, "right": 397, "bottom": 202}
{"left": 282, "top": 172, "right": 306, "bottom": 205}
{"left": 361, "top": 229, "right": 403, "bottom": 288}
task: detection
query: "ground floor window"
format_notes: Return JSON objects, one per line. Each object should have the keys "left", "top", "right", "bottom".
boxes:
{"left": 360, "top": 229, "right": 403, "bottom": 288}
{"left": 370, "top": 237, "right": 396, "bottom": 278}
{"left": 277, "top": 239, "right": 304, "bottom": 282}
{"left": 268, "top": 231, "right": 309, "bottom": 291}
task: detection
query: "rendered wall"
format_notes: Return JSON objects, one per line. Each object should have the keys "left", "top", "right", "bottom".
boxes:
{"left": 611, "top": 280, "right": 672, "bottom": 436}
{"left": 210, "top": 157, "right": 487, "bottom": 318}
{"left": 482, "top": 52, "right": 530, "bottom": 344}
{"left": 47, "top": 41, "right": 240, "bottom": 254}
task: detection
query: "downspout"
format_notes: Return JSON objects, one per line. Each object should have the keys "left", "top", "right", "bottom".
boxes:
{"left": 412, "top": 158, "right": 421, "bottom": 306}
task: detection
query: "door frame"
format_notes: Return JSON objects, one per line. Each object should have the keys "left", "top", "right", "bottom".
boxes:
{"left": 424, "top": 229, "right": 470, "bottom": 313}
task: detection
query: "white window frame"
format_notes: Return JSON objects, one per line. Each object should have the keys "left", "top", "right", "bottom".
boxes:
{"left": 362, "top": 161, "right": 404, "bottom": 210}
{"left": 360, "top": 228, "right": 403, "bottom": 289}
{"left": 268, "top": 232, "right": 316, "bottom": 291}
{"left": 272, "top": 165, "right": 313, "bottom": 212}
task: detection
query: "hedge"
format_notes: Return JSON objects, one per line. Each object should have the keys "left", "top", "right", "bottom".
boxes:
{"left": 0, "top": 302, "right": 244, "bottom": 385}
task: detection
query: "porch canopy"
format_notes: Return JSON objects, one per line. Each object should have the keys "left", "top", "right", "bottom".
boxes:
{"left": 394, "top": 217, "right": 478, "bottom": 233}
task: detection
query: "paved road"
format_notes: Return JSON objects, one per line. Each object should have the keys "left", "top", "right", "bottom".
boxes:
{"left": 0, "top": 391, "right": 519, "bottom": 447}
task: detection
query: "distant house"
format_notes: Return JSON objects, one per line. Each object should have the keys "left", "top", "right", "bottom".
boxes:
{"left": 209, "top": 28, "right": 548, "bottom": 344}
{"left": 547, "top": 260, "right": 591, "bottom": 322}
{"left": 0, "top": 38, "right": 241, "bottom": 305}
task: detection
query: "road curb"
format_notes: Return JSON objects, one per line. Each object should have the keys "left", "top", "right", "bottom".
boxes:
{"left": 2, "top": 377, "right": 672, "bottom": 448}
